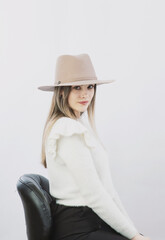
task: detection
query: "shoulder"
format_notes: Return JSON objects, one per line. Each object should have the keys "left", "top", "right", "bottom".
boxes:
{"left": 47, "top": 117, "right": 96, "bottom": 148}
{"left": 49, "top": 117, "right": 88, "bottom": 138}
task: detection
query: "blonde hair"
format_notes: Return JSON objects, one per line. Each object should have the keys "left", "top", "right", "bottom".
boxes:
{"left": 41, "top": 84, "right": 98, "bottom": 168}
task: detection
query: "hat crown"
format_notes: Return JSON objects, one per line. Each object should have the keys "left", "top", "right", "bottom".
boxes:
{"left": 55, "top": 54, "right": 97, "bottom": 84}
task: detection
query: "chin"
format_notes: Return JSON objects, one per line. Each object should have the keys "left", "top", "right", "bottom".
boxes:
{"left": 79, "top": 106, "right": 87, "bottom": 111}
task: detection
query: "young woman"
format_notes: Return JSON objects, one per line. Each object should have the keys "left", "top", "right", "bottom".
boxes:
{"left": 38, "top": 54, "right": 151, "bottom": 240}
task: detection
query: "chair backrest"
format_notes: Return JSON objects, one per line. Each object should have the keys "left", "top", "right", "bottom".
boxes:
{"left": 17, "top": 173, "right": 56, "bottom": 240}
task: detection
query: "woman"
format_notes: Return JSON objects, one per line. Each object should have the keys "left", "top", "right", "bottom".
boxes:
{"left": 38, "top": 54, "right": 151, "bottom": 240}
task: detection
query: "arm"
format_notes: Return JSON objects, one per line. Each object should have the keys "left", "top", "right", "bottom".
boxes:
{"left": 103, "top": 153, "right": 138, "bottom": 228}
{"left": 112, "top": 188, "right": 137, "bottom": 227}
{"left": 57, "top": 133, "right": 140, "bottom": 240}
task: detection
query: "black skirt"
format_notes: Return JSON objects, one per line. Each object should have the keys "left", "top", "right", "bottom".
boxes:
{"left": 50, "top": 202, "right": 131, "bottom": 240}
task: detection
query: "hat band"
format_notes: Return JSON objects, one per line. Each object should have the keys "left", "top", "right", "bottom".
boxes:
{"left": 56, "top": 76, "right": 97, "bottom": 83}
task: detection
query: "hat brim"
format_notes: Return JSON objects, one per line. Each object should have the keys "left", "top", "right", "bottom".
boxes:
{"left": 38, "top": 79, "right": 116, "bottom": 91}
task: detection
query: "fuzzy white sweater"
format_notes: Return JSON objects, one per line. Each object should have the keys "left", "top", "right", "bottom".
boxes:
{"left": 45, "top": 116, "right": 139, "bottom": 239}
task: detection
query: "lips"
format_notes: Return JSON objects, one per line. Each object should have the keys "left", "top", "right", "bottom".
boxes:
{"left": 79, "top": 101, "right": 89, "bottom": 104}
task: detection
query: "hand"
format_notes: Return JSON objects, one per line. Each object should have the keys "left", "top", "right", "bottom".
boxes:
{"left": 131, "top": 233, "right": 151, "bottom": 240}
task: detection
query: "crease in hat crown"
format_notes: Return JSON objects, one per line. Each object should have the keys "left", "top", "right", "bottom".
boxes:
{"left": 38, "top": 53, "right": 116, "bottom": 91}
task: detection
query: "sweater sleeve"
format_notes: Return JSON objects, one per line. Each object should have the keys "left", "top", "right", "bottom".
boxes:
{"left": 105, "top": 160, "right": 138, "bottom": 228}
{"left": 57, "top": 133, "right": 139, "bottom": 240}
{"left": 112, "top": 188, "right": 137, "bottom": 227}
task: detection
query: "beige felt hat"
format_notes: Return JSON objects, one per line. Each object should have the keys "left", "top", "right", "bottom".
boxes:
{"left": 38, "top": 53, "right": 116, "bottom": 91}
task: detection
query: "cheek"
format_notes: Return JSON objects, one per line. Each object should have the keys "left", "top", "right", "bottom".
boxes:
{"left": 90, "top": 90, "right": 94, "bottom": 99}
{"left": 68, "top": 92, "right": 76, "bottom": 106}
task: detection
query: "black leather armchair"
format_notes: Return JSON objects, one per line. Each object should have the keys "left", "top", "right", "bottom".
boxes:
{"left": 16, "top": 174, "right": 56, "bottom": 240}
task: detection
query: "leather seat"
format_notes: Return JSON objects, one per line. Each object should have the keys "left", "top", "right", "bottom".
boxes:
{"left": 16, "top": 174, "right": 56, "bottom": 240}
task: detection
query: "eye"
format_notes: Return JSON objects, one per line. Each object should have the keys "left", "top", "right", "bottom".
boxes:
{"left": 88, "top": 85, "right": 94, "bottom": 89}
{"left": 73, "top": 86, "right": 81, "bottom": 90}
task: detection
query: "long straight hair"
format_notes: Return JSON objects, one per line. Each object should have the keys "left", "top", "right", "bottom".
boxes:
{"left": 41, "top": 84, "right": 98, "bottom": 168}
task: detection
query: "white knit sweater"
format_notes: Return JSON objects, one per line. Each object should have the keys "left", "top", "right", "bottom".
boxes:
{"left": 45, "top": 116, "right": 139, "bottom": 239}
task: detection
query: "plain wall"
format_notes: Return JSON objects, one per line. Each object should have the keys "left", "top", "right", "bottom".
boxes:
{"left": 0, "top": 0, "right": 164, "bottom": 239}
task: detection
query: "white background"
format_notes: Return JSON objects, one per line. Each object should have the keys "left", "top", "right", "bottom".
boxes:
{"left": 0, "top": 0, "right": 164, "bottom": 239}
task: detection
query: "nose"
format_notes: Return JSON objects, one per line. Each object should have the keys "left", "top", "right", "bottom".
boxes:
{"left": 81, "top": 89, "right": 88, "bottom": 98}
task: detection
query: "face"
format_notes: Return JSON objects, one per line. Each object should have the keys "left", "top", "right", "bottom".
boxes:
{"left": 67, "top": 84, "right": 95, "bottom": 118}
